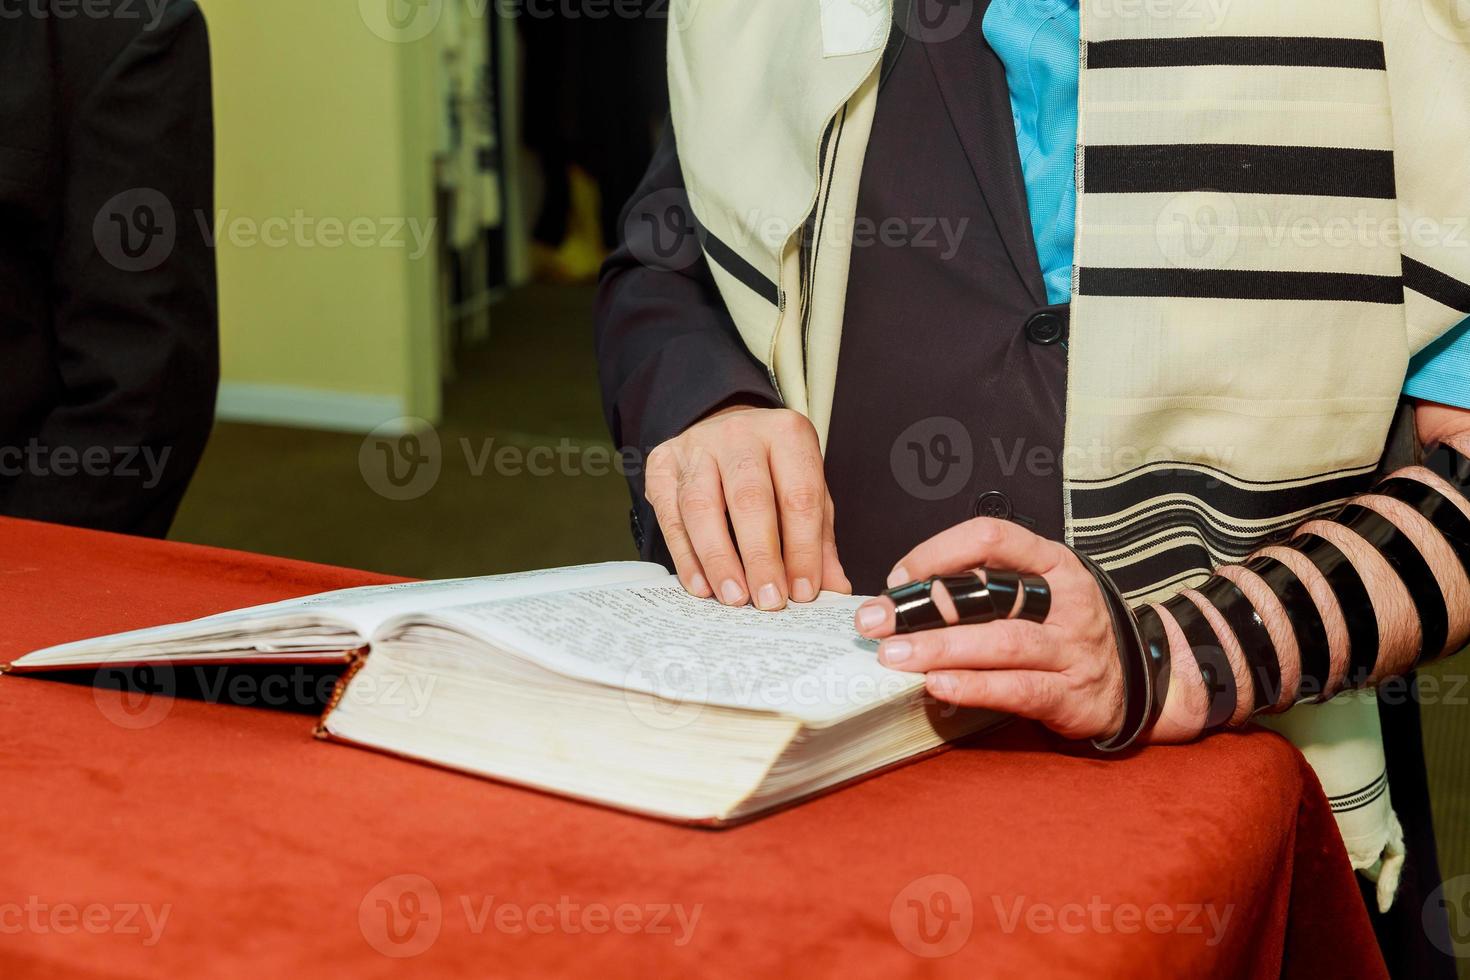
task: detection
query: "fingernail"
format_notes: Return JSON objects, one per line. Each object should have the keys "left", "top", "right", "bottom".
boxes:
{"left": 757, "top": 583, "right": 782, "bottom": 610}
{"left": 881, "top": 639, "right": 912, "bottom": 665}
{"left": 720, "top": 579, "right": 745, "bottom": 605}
{"left": 791, "top": 577, "right": 815, "bottom": 602}
{"left": 856, "top": 603, "right": 886, "bottom": 631}
{"left": 689, "top": 572, "right": 709, "bottom": 595}
{"left": 886, "top": 566, "right": 910, "bottom": 588}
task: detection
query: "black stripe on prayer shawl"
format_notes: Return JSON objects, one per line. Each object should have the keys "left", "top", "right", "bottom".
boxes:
{"left": 1068, "top": 464, "right": 1375, "bottom": 595}
{"left": 1077, "top": 268, "right": 1404, "bottom": 304}
{"left": 1086, "top": 36, "right": 1387, "bottom": 71}
{"left": 1084, "top": 144, "right": 1397, "bottom": 199}
{"left": 1329, "top": 771, "right": 1391, "bottom": 813}
{"left": 1097, "top": 543, "right": 1218, "bottom": 598}
{"left": 1073, "top": 504, "right": 1337, "bottom": 560}
{"left": 1403, "top": 256, "right": 1470, "bottom": 314}
{"left": 1069, "top": 465, "right": 1375, "bottom": 521}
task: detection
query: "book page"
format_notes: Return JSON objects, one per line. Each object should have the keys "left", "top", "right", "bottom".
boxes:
{"left": 302, "top": 562, "right": 667, "bottom": 636}
{"left": 425, "top": 584, "right": 923, "bottom": 725}
{"left": 10, "top": 561, "right": 666, "bottom": 669}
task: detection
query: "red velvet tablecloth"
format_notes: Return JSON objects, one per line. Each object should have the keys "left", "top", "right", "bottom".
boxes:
{"left": 0, "top": 517, "right": 1385, "bottom": 978}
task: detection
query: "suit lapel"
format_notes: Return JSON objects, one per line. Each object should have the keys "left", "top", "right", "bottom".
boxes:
{"left": 918, "top": 2, "right": 1048, "bottom": 306}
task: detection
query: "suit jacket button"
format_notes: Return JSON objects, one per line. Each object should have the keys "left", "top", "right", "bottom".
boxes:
{"left": 1025, "top": 311, "right": 1064, "bottom": 345}
{"left": 973, "top": 490, "right": 1013, "bottom": 520}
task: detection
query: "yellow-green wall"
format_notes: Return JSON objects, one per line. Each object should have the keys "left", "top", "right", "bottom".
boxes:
{"left": 198, "top": 0, "right": 442, "bottom": 429}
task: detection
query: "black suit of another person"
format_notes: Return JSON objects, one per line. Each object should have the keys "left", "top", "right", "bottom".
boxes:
{"left": 0, "top": 0, "right": 218, "bottom": 537}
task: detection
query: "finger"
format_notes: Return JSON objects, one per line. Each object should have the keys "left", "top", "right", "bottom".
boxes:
{"left": 716, "top": 441, "right": 787, "bottom": 610}
{"left": 853, "top": 576, "right": 975, "bottom": 638}
{"left": 767, "top": 422, "right": 827, "bottom": 602}
{"left": 643, "top": 459, "right": 711, "bottom": 598}
{"left": 855, "top": 595, "right": 896, "bottom": 637}
{"left": 926, "top": 669, "right": 1066, "bottom": 723}
{"left": 877, "top": 619, "right": 1063, "bottom": 673}
{"left": 676, "top": 451, "right": 748, "bottom": 606}
{"left": 888, "top": 517, "right": 1065, "bottom": 587}
{"left": 821, "top": 493, "right": 853, "bottom": 595}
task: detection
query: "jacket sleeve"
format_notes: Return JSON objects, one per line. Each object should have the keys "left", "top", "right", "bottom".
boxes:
{"left": 593, "top": 121, "right": 780, "bottom": 560}
{"left": 1, "top": 0, "right": 219, "bottom": 538}
{"left": 1382, "top": 0, "right": 1470, "bottom": 353}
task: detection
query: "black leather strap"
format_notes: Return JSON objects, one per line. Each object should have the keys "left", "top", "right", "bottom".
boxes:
{"left": 941, "top": 572, "right": 1005, "bottom": 625}
{"left": 1243, "top": 555, "right": 1332, "bottom": 703}
{"left": 1196, "top": 575, "right": 1281, "bottom": 713}
{"left": 1451, "top": 446, "right": 1470, "bottom": 492}
{"left": 888, "top": 578, "right": 948, "bottom": 633}
{"left": 1292, "top": 533, "right": 1380, "bottom": 686}
{"left": 1071, "top": 548, "right": 1155, "bottom": 753}
{"left": 1162, "top": 593, "right": 1238, "bottom": 729}
{"left": 1373, "top": 477, "right": 1470, "bottom": 584}
{"left": 888, "top": 570, "right": 1054, "bottom": 633}
{"left": 977, "top": 571, "right": 1022, "bottom": 620}
{"left": 1018, "top": 576, "right": 1052, "bottom": 623}
{"left": 1134, "top": 606, "right": 1173, "bottom": 731}
{"left": 1337, "top": 504, "right": 1449, "bottom": 665}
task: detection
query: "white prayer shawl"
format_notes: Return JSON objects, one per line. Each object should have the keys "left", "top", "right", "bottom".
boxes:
{"left": 665, "top": 0, "right": 1470, "bottom": 909}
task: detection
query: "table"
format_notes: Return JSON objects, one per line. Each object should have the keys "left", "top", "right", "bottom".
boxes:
{"left": 0, "top": 517, "right": 1385, "bottom": 978}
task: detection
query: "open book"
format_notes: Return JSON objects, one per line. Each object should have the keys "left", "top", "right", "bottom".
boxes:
{"left": 3, "top": 562, "right": 1002, "bottom": 824}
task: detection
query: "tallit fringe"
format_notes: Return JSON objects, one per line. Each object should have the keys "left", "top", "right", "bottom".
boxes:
{"left": 1350, "top": 814, "right": 1407, "bottom": 914}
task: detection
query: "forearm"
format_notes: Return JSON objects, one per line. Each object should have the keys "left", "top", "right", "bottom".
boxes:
{"left": 1148, "top": 427, "right": 1470, "bottom": 741}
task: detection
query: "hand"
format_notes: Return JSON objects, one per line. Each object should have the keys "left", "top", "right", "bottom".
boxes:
{"left": 851, "top": 517, "right": 1126, "bottom": 741}
{"left": 1414, "top": 398, "right": 1470, "bottom": 457}
{"left": 644, "top": 404, "right": 851, "bottom": 609}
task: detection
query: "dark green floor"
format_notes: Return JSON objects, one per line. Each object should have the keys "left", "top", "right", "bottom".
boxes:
{"left": 172, "top": 283, "right": 1468, "bottom": 961}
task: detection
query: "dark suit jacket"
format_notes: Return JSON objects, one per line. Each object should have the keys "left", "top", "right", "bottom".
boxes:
{"left": 0, "top": 0, "right": 218, "bottom": 537}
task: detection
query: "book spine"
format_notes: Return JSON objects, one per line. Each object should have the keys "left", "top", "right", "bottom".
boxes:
{"left": 313, "top": 646, "right": 371, "bottom": 738}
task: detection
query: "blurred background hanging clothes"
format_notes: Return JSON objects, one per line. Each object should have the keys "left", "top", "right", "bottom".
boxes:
{"left": 519, "top": 2, "right": 667, "bottom": 280}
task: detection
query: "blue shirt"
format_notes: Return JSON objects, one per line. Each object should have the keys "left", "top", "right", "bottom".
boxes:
{"left": 980, "top": 0, "right": 1470, "bottom": 408}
